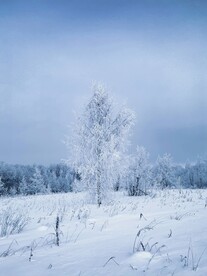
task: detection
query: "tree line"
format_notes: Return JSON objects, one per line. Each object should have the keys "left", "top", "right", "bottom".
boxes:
{"left": 0, "top": 162, "right": 75, "bottom": 196}
{"left": 0, "top": 156, "right": 206, "bottom": 197}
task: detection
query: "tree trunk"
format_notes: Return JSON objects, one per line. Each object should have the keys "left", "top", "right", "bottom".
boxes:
{"left": 97, "top": 168, "right": 102, "bottom": 207}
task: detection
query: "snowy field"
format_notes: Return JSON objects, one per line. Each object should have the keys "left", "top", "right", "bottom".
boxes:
{"left": 0, "top": 190, "right": 207, "bottom": 276}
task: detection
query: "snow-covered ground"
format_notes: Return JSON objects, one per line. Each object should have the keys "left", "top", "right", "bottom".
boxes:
{"left": 0, "top": 190, "right": 207, "bottom": 276}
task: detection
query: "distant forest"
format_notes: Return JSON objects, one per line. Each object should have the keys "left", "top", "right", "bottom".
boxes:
{"left": 0, "top": 162, "right": 75, "bottom": 196}
{"left": 0, "top": 157, "right": 207, "bottom": 196}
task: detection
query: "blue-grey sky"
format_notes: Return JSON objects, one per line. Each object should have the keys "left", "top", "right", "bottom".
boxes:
{"left": 0, "top": 0, "right": 207, "bottom": 164}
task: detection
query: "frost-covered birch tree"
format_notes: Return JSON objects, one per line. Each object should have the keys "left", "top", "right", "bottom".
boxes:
{"left": 0, "top": 176, "right": 5, "bottom": 195}
{"left": 127, "top": 146, "right": 151, "bottom": 196}
{"left": 154, "top": 153, "right": 175, "bottom": 189}
{"left": 68, "top": 84, "right": 135, "bottom": 206}
{"left": 30, "top": 167, "right": 47, "bottom": 194}
{"left": 19, "top": 176, "right": 28, "bottom": 195}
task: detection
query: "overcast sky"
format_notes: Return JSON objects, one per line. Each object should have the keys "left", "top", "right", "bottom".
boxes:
{"left": 0, "top": 0, "right": 207, "bottom": 165}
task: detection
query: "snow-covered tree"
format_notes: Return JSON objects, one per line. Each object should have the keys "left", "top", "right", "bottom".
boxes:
{"left": 19, "top": 176, "right": 28, "bottom": 195}
{"left": 192, "top": 159, "right": 207, "bottom": 188}
{"left": 68, "top": 84, "right": 135, "bottom": 206}
{"left": 127, "top": 146, "right": 151, "bottom": 196}
{"left": 0, "top": 176, "right": 5, "bottom": 195}
{"left": 29, "top": 167, "right": 47, "bottom": 194}
{"left": 184, "top": 162, "right": 194, "bottom": 188}
{"left": 154, "top": 153, "right": 175, "bottom": 189}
